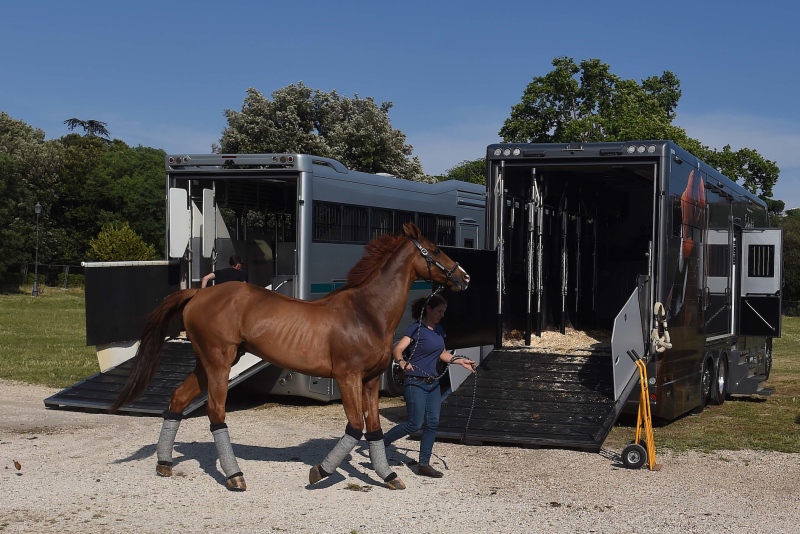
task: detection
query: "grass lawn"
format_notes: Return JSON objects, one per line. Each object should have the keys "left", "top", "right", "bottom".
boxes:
{"left": 0, "top": 287, "right": 798, "bottom": 452}
{"left": 0, "top": 288, "right": 98, "bottom": 388}
{"left": 605, "top": 315, "right": 800, "bottom": 453}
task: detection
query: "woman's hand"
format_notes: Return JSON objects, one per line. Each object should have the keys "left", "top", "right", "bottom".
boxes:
{"left": 398, "top": 360, "right": 413, "bottom": 372}
{"left": 449, "top": 354, "right": 477, "bottom": 373}
{"left": 459, "top": 358, "right": 477, "bottom": 373}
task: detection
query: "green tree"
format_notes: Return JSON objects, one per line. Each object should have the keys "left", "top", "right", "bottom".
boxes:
{"left": 217, "top": 83, "right": 425, "bottom": 181}
{"left": 0, "top": 154, "right": 29, "bottom": 271}
{"left": 52, "top": 133, "right": 113, "bottom": 262}
{"left": 64, "top": 118, "right": 110, "bottom": 140}
{"left": 50, "top": 136, "right": 166, "bottom": 263}
{"left": 701, "top": 144, "right": 781, "bottom": 200}
{"left": 90, "top": 143, "right": 166, "bottom": 253}
{"left": 500, "top": 57, "right": 780, "bottom": 206}
{"left": 500, "top": 57, "right": 685, "bottom": 144}
{"left": 781, "top": 215, "right": 800, "bottom": 302}
{"left": 88, "top": 221, "right": 157, "bottom": 261}
{"left": 0, "top": 113, "right": 64, "bottom": 267}
{"left": 443, "top": 158, "right": 486, "bottom": 185}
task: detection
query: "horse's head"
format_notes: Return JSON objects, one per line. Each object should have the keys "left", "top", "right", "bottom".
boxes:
{"left": 402, "top": 222, "right": 470, "bottom": 292}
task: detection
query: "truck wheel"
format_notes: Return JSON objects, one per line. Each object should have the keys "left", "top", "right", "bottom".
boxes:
{"left": 765, "top": 348, "right": 772, "bottom": 380}
{"left": 621, "top": 443, "right": 647, "bottom": 469}
{"left": 711, "top": 357, "right": 728, "bottom": 406}
{"left": 692, "top": 360, "right": 712, "bottom": 414}
{"left": 384, "top": 361, "right": 405, "bottom": 397}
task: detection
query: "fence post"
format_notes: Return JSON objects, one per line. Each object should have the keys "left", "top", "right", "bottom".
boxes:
{"left": 63, "top": 265, "right": 70, "bottom": 290}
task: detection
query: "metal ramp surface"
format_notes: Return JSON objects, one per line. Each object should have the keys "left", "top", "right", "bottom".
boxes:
{"left": 436, "top": 348, "right": 621, "bottom": 451}
{"left": 43, "top": 340, "right": 270, "bottom": 416}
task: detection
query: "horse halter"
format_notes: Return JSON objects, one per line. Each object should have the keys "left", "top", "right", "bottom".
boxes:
{"left": 408, "top": 236, "right": 460, "bottom": 283}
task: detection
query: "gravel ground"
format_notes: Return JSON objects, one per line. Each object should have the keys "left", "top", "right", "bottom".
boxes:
{"left": 1, "top": 379, "right": 799, "bottom": 533}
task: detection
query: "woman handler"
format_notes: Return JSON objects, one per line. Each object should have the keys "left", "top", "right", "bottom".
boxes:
{"left": 383, "top": 294, "right": 476, "bottom": 477}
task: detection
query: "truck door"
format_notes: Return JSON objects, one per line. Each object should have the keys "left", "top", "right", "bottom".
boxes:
{"left": 168, "top": 187, "right": 191, "bottom": 259}
{"left": 739, "top": 228, "right": 783, "bottom": 337}
{"left": 201, "top": 188, "right": 215, "bottom": 259}
{"left": 706, "top": 228, "right": 733, "bottom": 339}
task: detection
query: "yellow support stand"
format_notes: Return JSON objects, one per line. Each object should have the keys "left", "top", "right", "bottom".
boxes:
{"left": 621, "top": 356, "right": 662, "bottom": 470}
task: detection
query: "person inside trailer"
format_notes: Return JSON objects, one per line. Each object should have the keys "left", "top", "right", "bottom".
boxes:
{"left": 201, "top": 255, "right": 247, "bottom": 287}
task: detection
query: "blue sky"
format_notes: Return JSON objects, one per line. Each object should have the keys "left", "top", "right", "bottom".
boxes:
{"left": 2, "top": 1, "right": 799, "bottom": 208}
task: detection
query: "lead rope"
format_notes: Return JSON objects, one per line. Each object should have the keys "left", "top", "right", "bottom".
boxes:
{"left": 461, "top": 365, "right": 478, "bottom": 443}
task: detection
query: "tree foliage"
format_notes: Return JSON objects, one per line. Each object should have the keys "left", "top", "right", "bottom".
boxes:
{"left": 443, "top": 158, "right": 486, "bottom": 185}
{"left": 88, "top": 221, "right": 157, "bottom": 261}
{"left": 500, "top": 57, "right": 684, "bottom": 144}
{"left": 781, "top": 214, "right": 800, "bottom": 302}
{"left": 0, "top": 154, "right": 30, "bottom": 272}
{"left": 47, "top": 135, "right": 166, "bottom": 263}
{"left": 0, "top": 113, "right": 64, "bottom": 270}
{"left": 0, "top": 113, "right": 166, "bottom": 270}
{"left": 500, "top": 57, "right": 780, "bottom": 206}
{"left": 64, "top": 118, "right": 110, "bottom": 139}
{"left": 217, "top": 83, "right": 425, "bottom": 181}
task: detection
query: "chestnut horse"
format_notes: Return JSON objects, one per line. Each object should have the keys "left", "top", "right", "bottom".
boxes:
{"left": 110, "top": 222, "right": 470, "bottom": 491}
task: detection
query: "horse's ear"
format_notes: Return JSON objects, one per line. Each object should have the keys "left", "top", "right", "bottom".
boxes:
{"left": 402, "top": 222, "right": 421, "bottom": 238}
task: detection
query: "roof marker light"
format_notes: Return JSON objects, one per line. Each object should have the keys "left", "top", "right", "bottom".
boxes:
{"left": 503, "top": 148, "right": 511, "bottom": 156}
{"left": 626, "top": 145, "right": 636, "bottom": 154}
{"left": 493, "top": 148, "right": 502, "bottom": 156}
{"left": 512, "top": 148, "right": 521, "bottom": 156}
{"left": 637, "top": 145, "right": 646, "bottom": 154}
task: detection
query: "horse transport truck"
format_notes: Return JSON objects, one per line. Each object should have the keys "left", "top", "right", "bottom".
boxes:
{"left": 45, "top": 141, "right": 782, "bottom": 454}
{"left": 437, "top": 140, "right": 782, "bottom": 449}
{"left": 45, "top": 154, "right": 489, "bottom": 414}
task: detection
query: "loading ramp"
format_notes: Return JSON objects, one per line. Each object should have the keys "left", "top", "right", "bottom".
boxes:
{"left": 437, "top": 347, "right": 624, "bottom": 451}
{"left": 43, "top": 340, "right": 270, "bottom": 416}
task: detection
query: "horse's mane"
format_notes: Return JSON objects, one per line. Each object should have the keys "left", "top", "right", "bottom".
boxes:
{"left": 340, "top": 232, "right": 406, "bottom": 290}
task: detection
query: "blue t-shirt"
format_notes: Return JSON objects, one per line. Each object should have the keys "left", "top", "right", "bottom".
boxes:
{"left": 402, "top": 322, "right": 446, "bottom": 378}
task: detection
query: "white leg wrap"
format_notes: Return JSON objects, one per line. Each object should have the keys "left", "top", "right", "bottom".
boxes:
{"left": 156, "top": 418, "right": 181, "bottom": 464}
{"left": 320, "top": 433, "right": 359, "bottom": 475}
{"left": 212, "top": 427, "right": 242, "bottom": 477}
{"left": 368, "top": 440, "right": 395, "bottom": 480}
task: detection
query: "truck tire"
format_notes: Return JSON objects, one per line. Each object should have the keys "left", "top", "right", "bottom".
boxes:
{"left": 384, "top": 361, "right": 405, "bottom": 397}
{"left": 692, "top": 359, "right": 712, "bottom": 414}
{"left": 710, "top": 357, "right": 728, "bottom": 406}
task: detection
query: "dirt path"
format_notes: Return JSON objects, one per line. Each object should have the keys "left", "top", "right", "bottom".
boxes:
{"left": 1, "top": 380, "right": 798, "bottom": 533}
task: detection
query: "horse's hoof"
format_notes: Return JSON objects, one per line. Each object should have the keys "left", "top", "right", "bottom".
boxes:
{"left": 155, "top": 464, "right": 173, "bottom": 477}
{"left": 386, "top": 477, "right": 406, "bottom": 490}
{"left": 308, "top": 465, "right": 329, "bottom": 484}
{"left": 226, "top": 474, "right": 247, "bottom": 491}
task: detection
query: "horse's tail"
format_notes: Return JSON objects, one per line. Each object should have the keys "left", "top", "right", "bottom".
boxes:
{"left": 109, "top": 289, "right": 199, "bottom": 413}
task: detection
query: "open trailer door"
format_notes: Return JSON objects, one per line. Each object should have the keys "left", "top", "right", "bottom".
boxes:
{"left": 739, "top": 228, "right": 782, "bottom": 338}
